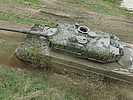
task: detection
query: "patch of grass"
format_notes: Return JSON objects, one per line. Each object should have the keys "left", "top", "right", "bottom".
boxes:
{"left": 0, "top": 0, "right": 9, "bottom": 4}
{"left": 0, "top": 66, "right": 45, "bottom": 100}
{"left": 14, "top": 0, "right": 44, "bottom": 5}
{"left": 0, "top": 66, "right": 82, "bottom": 100}
{"left": 13, "top": 15, "right": 56, "bottom": 26}
{"left": 0, "top": 11, "right": 56, "bottom": 26}
{"left": 97, "top": 0, "right": 116, "bottom": 4}
{"left": 79, "top": 0, "right": 123, "bottom": 4}
{"left": 24, "top": 0, "right": 43, "bottom": 4}
{"left": 82, "top": 5, "right": 116, "bottom": 14}
{"left": 102, "top": 0, "right": 122, "bottom": 4}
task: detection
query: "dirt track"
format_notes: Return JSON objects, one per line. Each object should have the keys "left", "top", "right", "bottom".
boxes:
{"left": 0, "top": 0, "right": 133, "bottom": 100}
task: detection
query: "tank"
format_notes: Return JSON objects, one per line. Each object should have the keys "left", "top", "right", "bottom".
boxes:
{"left": 0, "top": 23, "right": 133, "bottom": 83}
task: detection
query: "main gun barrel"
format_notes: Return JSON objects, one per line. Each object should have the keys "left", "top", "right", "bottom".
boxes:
{"left": 0, "top": 27, "right": 48, "bottom": 36}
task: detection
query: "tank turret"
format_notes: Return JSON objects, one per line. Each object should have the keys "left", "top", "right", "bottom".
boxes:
{"left": 49, "top": 24, "right": 124, "bottom": 63}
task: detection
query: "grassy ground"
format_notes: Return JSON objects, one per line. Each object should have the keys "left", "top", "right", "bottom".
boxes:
{"left": 0, "top": 0, "right": 133, "bottom": 100}
{"left": 0, "top": 65, "right": 82, "bottom": 100}
{"left": 0, "top": 10, "right": 55, "bottom": 26}
{"left": 61, "top": 0, "right": 124, "bottom": 15}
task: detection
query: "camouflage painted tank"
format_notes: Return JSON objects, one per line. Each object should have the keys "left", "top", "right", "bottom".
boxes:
{"left": 1, "top": 23, "right": 133, "bottom": 83}
{"left": 0, "top": 23, "right": 124, "bottom": 63}
{"left": 49, "top": 24, "right": 124, "bottom": 63}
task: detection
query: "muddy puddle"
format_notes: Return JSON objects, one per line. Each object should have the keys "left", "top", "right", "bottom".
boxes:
{"left": 120, "top": 0, "right": 133, "bottom": 11}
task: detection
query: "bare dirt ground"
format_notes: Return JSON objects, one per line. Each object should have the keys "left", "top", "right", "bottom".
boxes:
{"left": 0, "top": 0, "right": 133, "bottom": 99}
